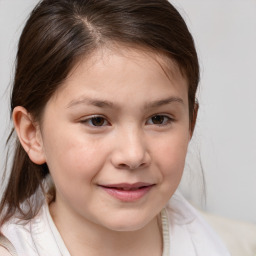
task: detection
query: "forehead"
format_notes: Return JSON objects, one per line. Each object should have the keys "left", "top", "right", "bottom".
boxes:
{"left": 74, "top": 45, "right": 186, "bottom": 82}
{"left": 51, "top": 45, "right": 188, "bottom": 105}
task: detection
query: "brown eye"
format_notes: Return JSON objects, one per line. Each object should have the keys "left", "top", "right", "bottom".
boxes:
{"left": 81, "top": 116, "right": 109, "bottom": 127}
{"left": 90, "top": 117, "right": 106, "bottom": 126}
{"left": 146, "top": 115, "right": 173, "bottom": 126}
{"left": 151, "top": 115, "right": 165, "bottom": 124}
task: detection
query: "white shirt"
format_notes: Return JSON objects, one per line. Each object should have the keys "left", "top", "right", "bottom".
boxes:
{"left": 0, "top": 192, "right": 230, "bottom": 256}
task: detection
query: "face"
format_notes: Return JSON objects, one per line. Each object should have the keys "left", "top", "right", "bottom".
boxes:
{"left": 38, "top": 47, "right": 191, "bottom": 232}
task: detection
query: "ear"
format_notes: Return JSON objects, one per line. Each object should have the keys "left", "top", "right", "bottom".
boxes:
{"left": 12, "top": 106, "right": 46, "bottom": 165}
{"left": 190, "top": 102, "right": 199, "bottom": 138}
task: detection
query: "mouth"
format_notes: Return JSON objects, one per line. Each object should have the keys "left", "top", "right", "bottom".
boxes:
{"left": 98, "top": 182, "right": 155, "bottom": 202}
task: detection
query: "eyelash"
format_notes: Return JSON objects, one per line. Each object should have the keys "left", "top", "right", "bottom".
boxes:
{"left": 80, "top": 114, "right": 174, "bottom": 127}
{"left": 80, "top": 115, "right": 110, "bottom": 127}
{"left": 146, "top": 114, "right": 174, "bottom": 127}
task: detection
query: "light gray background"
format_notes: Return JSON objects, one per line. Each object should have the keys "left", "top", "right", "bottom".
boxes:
{"left": 0, "top": 0, "right": 255, "bottom": 223}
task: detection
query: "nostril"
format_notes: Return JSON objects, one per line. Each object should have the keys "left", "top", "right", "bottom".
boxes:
{"left": 119, "top": 163, "right": 128, "bottom": 168}
{"left": 119, "top": 162, "right": 147, "bottom": 170}
{"left": 112, "top": 150, "right": 151, "bottom": 170}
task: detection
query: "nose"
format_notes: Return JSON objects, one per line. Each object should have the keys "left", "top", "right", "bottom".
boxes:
{"left": 111, "top": 128, "right": 151, "bottom": 170}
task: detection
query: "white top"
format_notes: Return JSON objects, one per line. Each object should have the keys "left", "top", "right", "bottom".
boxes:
{"left": 0, "top": 192, "right": 230, "bottom": 256}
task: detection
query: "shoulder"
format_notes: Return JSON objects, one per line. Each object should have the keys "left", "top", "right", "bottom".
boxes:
{"left": 0, "top": 233, "right": 17, "bottom": 256}
{"left": 201, "top": 211, "right": 256, "bottom": 256}
{"left": 0, "top": 246, "right": 13, "bottom": 256}
{"left": 165, "top": 192, "right": 231, "bottom": 255}
{"left": 0, "top": 202, "right": 64, "bottom": 256}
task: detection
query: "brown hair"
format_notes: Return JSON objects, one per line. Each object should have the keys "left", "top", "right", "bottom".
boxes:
{"left": 0, "top": 0, "right": 199, "bottom": 226}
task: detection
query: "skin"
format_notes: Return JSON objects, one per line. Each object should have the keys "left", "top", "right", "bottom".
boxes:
{"left": 13, "top": 47, "right": 193, "bottom": 256}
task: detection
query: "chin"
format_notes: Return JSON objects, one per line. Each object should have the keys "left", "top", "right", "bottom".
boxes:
{"left": 107, "top": 223, "right": 147, "bottom": 232}
{"left": 101, "top": 213, "right": 155, "bottom": 232}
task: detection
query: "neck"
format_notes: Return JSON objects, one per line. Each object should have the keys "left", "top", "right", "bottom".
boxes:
{"left": 49, "top": 201, "right": 163, "bottom": 256}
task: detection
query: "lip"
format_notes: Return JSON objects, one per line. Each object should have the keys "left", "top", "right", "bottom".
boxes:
{"left": 99, "top": 182, "right": 155, "bottom": 202}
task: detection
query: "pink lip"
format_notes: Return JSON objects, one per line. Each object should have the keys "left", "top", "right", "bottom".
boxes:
{"left": 99, "top": 182, "right": 154, "bottom": 202}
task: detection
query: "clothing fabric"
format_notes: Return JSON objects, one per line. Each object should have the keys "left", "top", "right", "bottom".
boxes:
{"left": 0, "top": 192, "right": 230, "bottom": 256}
{"left": 0, "top": 235, "right": 17, "bottom": 256}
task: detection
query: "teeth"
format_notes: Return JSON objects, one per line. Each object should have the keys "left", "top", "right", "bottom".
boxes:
{"left": 113, "top": 187, "right": 139, "bottom": 191}
{"left": 107, "top": 186, "right": 148, "bottom": 190}
{"left": 121, "top": 187, "right": 141, "bottom": 191}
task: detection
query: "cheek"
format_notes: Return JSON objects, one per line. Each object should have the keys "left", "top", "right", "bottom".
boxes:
{"left": 42, "top": 129, "right": 109, "bottom": 182}
{"left": 154, "top": 131, "right": 190, "bottom": 179}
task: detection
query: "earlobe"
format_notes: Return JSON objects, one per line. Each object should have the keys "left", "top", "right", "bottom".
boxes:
{"left": 12, "top": 106, "right": 46, "bottom": 165}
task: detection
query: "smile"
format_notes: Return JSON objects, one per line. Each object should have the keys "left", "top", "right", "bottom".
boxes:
{"left": 99, "top": 183, "right": 155, "bottom": 202}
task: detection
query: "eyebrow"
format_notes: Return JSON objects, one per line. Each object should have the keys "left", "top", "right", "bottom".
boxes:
{"left": 66, "top": 96, "right": 184, "bottom": 109}
{"left": 144, "top": 97, "right": 184, "bottom": 109}
{"left": 67, "top": 97, "right": 114, "bottom": 109}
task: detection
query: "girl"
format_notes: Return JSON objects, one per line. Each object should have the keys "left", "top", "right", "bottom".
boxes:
{"left": 0, "top": 0, "right": 230, "bottom": 255}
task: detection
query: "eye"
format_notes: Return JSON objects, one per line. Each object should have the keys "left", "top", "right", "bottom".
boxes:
{"left": 81, "top": 116, "right": 109, "bottom": 127}
{"left": 146, "top": 114, "right": 173, "bottom": 126}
